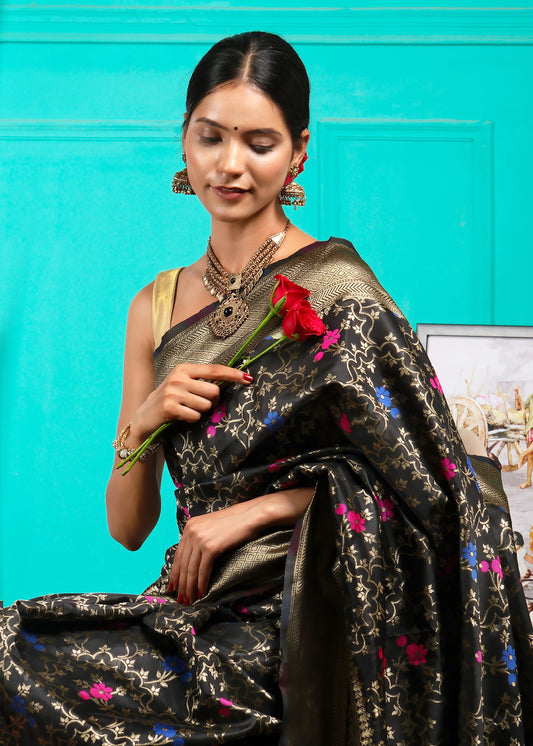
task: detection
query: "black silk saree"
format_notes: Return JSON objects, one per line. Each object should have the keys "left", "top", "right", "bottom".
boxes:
{"left": 1, "top": 238, "right": 532, "bottom": 745}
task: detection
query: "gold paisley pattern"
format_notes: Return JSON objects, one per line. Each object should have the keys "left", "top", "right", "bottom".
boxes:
{"left": 1, "top": 239, "right": 532, "bottom": 745}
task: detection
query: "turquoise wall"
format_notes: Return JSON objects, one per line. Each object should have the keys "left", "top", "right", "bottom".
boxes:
{"left": 1, "top": 3, "right": 532, "bottom": 605}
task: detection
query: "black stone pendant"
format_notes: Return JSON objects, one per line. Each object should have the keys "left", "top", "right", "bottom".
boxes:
{"left": 209, "top": 294, "right": 249, "bottom": 338}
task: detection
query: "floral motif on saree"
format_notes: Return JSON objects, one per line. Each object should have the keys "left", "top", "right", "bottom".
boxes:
{"left": 1, "top": 239, "right": 532, "bottom": 745}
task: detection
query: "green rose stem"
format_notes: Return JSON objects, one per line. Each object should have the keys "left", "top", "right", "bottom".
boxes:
{"left": 116, "top": 293, "right": 288, "bottom": 475}
{"left": 235, "top": 336, "right": 288, "bottom": 370}
{"left": 226, "top": 295, "right": 286, "bottom": 368}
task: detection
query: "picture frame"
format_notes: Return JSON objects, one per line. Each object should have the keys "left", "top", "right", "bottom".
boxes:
{"left": 416, "top": 323, "right": 533, "bottom": 569}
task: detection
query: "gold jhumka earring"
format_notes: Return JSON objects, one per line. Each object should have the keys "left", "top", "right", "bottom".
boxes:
{"left": 279, "top": 162, "right": 306, "bottom": 208}
{"left": 171, "top": 152, "right": 195, "bottom": 195}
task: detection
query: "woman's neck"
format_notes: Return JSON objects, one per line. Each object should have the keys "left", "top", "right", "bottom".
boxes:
{"left": 208, "top": 205, "right": 289, "bottom": 274}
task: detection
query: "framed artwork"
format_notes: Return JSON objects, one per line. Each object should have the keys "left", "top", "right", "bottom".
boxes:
{"left": 416, "top": 324, "right": 533, "bottom": 573}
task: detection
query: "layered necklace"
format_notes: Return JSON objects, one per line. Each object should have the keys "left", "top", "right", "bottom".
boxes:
{"left": 202, "top": 220, "right": 291, "bottom": 338}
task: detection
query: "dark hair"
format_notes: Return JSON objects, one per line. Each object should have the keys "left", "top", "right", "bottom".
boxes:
{"left": 185, "top": 31, "right": 310, "bottom": 145}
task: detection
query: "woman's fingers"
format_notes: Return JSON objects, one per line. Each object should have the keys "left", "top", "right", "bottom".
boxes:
{"left": 180, "top": 364, "right": 253, "bottom": 385}
{"left": 168, "top": 516, "right": 220, "bottom": 603}
{"left": 196, "top": 552, "right": 214, "bottom": 599}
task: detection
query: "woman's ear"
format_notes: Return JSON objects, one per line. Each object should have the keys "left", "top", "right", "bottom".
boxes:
{"left": 294, "top": 128, "right": 310, "bottom": 163}
{"left": 182, "top": 113, "right": 189, "bottom": 151}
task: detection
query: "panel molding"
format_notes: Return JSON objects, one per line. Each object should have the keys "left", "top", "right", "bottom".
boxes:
{"left": 317, "top": 118, "right": 495, "bottom": 318}
{"left": 2, "top": 7, "right": 533, "bottom": 44}
{"left": 0, "top": 120, "right": 180, "bottom": 140}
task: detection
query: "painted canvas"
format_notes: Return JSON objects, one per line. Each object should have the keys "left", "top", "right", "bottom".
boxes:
{"left": 417, "top": 324, "right": 533, "bottom": 609}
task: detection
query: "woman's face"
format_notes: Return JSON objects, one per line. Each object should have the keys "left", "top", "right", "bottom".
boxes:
{"left": 183, "top": 82, "right": 308, "bottom": 224}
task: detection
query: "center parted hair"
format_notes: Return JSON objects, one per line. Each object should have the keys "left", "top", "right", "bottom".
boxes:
{"left": 185, "top": 31, "right": 310, "bottom": 145}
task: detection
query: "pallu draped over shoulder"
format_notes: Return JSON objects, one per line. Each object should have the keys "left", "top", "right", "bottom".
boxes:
{"left": 1, "top": 238, "right": 532, "bottom": 745}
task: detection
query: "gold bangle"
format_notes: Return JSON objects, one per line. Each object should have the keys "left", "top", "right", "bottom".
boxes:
{"left": 112, "top": 422, "right": 160, "bottom": 461}
{"left": 112, "top": 422, "right": 132, "bottom": 452}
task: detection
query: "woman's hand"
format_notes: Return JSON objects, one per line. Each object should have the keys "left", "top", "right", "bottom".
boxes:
{"left": 129, "top": 363, "right": 253, "bottom": 445}
{"left": 169, "top": 487, "right": 314, "bottom": 603}
{"left": 169, "top": 504, "right": 255, "bottom": 603}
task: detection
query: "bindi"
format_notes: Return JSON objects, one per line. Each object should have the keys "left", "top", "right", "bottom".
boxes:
{"left": 234, "top": 126, "right": 238, "bottom": 131}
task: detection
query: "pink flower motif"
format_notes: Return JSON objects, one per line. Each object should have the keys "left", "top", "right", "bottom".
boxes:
{"left": 89, "top": 682, "right": 114, "bottom": 701}
{"left": 268, "top": 458, "right": 286, "bottom": 472}
{"left": 313, "top": 350, "right": 324, "bottom": 362}
{"left": 218, "top": 697, "right": 233, "bottom": 718}
{"left": 475, "top": 650, "right": 482, "bottom": 662}
{"left": 347, "top": 511, "right": 365, "bottom": 533}
{"left": 396, "top": 635, "right": 407, "bottom": 647}
{"left": 322, "top": 328, "right": 341, "bottom": 349}
{"left": 280, "top": 478, "right": 297, "bottom": 489}
{"left": 378, "top": 646, "right": 386, "bottom": 672}
{"left": 206, "top": 425, "right": 216, "bottom": 438}
{"left": 182, "top": 505, "right": 191, "bottom": 518}
{"left": 376, "top": 496, "right": 394, "bottom": 522}
{"left": 430, "top": 376, "right": 443, "bottom": 395}
{"left": 491, "top": 556, "right": 503, "bottom": 579}
{"left": 210, "top": 404, "right": 226, "bottom": 424}
{"left": 440, "top": 457, "right": 457, "bottom": 480}
{"left": 338, "top": 413, "right": 351, "bottom": 434}
{"left": 191, "top": 627, "right": 196, "bottom": 636}
{"left": 335, "top": 504, "right": 347, "bottom": 515}
{"left": 172, "top": 477, "right": 183, "bottom": 489}
{"left": 480, "top": 560, "right": 490, "bottom": 573}
{"left": 144, "top": 596, "right": 167, "bottom": 604}
{"left": 78, "top": 690, "right": 90, "bottom": 700}
{"left": 406, "top": 643, "right": 427, "bottom": 666}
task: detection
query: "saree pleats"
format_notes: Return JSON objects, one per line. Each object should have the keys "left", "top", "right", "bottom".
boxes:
{"left": 1, "top": 239, "right": 532, "bottom": 745}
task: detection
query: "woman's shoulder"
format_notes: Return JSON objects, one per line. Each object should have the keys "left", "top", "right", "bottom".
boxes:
{"left": 275, "top": 236, "right": 397, "bottom": 316}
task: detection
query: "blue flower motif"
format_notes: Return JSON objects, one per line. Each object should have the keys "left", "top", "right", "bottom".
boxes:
{"left": 11, "top": 695, "right": 27, "bottom": 715}
{"left": 462, "top": 542, "right": 477, "bottom": 568}
{"left": 466, "top": 456, "right": 480, "bottom": 491}
{"left": 502, "top": 645, "right": 517, "bottom": 671}
{"left": 173, "top": 739, "right": 185, "bottom": 746}
{"left": 162, "top": 656, "right": 185, "bottom": 674}
{"left": 28, "top": 716, "right": 37, "bottom": 728}
{"left": 508, "top": 672, "right": 517, "bottom": 685}
{"left": 390, "top": 407, "right": 401, "bottom": 419}
{"left": 153, "top": 724, "right": 177, "bottom": 737}
{"left": 162, "top": 656, "right": 192, "bottom": 683}
{"left": 375, "top": 387, "right": 392, "bottom": 407}
{"left": 21, "top": 629, "right": 45, "bottom": 652}
{"left": 264, "top": 411, "right": 285, "bottom": 429}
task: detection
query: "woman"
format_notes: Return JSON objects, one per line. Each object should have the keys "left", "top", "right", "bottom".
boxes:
{"left": 1, "top": 31, "right": 532, "bottom": 746}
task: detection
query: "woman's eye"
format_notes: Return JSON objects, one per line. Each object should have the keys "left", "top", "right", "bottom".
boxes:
{"left": 199, "top": 135, "right": 220, "bottom": 145}
{"left": 250, "top": 144, "right": 273, "bottom": 154}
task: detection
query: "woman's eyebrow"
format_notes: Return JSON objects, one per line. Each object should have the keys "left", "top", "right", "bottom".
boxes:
{"left": 195, "top": 117, "right": 281, "bottom": 137}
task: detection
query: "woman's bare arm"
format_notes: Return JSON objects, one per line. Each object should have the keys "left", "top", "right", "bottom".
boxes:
{"left": 105, "top": 283, "right": 253, "bottom": 550}
{"left": 105, "top": 283, "right": 164, "bottom": 550}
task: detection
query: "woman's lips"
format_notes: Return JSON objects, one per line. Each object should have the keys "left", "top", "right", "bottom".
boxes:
{"left": 211, "top": 186, "right": 249, "bottom": 201}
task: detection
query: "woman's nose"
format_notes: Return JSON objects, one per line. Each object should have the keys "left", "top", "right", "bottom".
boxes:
{"left": 217, "top": 140, "right": 244, "bottom": 176}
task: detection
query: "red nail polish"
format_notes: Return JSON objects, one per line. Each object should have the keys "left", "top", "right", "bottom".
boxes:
{"left": 177, "top": 593, "right": 183, "bottom": 604}
{"left": 197, "top": 591, "right": 203, "bottom": 600}
{"left": 184, "top": 596, "right": 190, "bottom": 606}
{"left": 243, "top": 373, "right": 253, "bottom": 383}
{"left": 168, "top": 581, "right": 174, "bottom": 592}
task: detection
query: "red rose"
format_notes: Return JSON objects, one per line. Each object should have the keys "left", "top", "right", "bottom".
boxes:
{"left": 281, "top": 299, "right": 326, "bottom": 341}
{"left": 270, "top": 274, "right": 310, "bottom": 315}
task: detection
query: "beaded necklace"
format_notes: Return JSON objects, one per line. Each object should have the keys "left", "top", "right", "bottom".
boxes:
{"left": 202, "top": 220, "right": 291, "bottom": 338}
